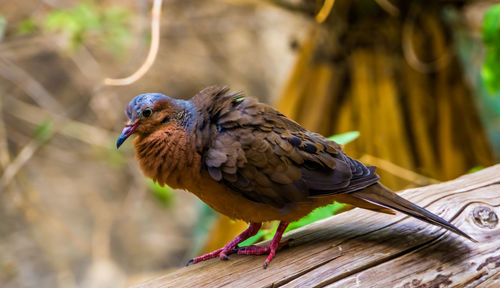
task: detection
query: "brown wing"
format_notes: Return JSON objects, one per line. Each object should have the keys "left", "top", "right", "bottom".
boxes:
{"left": 203, "top": 92, "right": 379, "bottom": 209}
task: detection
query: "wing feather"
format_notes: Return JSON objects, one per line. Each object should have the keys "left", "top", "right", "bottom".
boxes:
{"left": 200, "top": 90, "right": 379, "bottom": 208}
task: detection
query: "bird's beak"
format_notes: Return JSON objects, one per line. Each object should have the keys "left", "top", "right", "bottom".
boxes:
{"left": 116, "top": 122, "right": 139, "bottom": 149}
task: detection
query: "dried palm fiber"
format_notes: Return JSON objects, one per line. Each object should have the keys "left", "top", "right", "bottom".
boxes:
{"left": 276, "top": 1, "right": 494, "bottom": 190}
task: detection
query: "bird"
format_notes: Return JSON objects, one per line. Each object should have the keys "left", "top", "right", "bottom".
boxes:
{"left": 116, "top": 86, "right": 475, "bottom": 268}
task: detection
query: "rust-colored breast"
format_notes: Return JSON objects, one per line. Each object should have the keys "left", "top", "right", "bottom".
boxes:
{"left": 134, "top": 126, "right": 201, "bottom": 189}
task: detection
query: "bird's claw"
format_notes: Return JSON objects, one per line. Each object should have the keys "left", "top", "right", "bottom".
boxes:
{"left": 220, "top": 245, "right": 240, "bottom": 260}
{"left": 219, "top": 253, "right": 229, "bottom": 260}
{"left": 186, "top": 222, "right": 289, "bottom": 269}
{"left": 185, "top": 258, "right": 195, "bottom": 266}
{"left": 263, "top": 261, "right": 269, "bottom": 269}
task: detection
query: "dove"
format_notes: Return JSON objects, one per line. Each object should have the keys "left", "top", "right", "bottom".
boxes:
{"left": 117, "top": 86, "right": 474, "bottom": 268}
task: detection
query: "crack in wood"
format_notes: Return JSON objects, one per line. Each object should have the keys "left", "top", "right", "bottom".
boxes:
{"left": 401, "top": 273, "right": 452, "bottom": 288}
{"left": 476, "top": 255, "right": 500, "bottom": 271}
{"left": 267, "top": 254, "right": 342, "bottom": 288}
{"left": 263, "top": 195, "right": 498, "bottom": 287}
{"left": 287, "top": 200, "right": 496, "bottom": 287}
{"left": 311, "top": 238, "right": 440, "bottom": 288}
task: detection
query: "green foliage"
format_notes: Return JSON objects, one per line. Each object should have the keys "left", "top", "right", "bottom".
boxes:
{"left": 468, "top": 166, "right": 484, "bottom": 173}
{"left": 481, "top": 4, "right": 500, "bottom": 94}
{"left": 241, "top": 131, "right": 360, "bottom": 246}
{"left": 16, "top": 18, "right": 37, "bottom": 35}
{"left": 33, "top": 119, "right": 53, "bottom": 142}
{"left": 43, "top": 2, "right": 132, "bottom": 54}
{"left": 0, "top": 15, "right": 6, "bottom": 42}
{"left": 328, "top": 131, "right": 360, "bottom": 145}
{"left": 147, "top": 179, "right": 175, "bottom": 207}
{"left": 286, "top": 202, "right": 346, "bottom": 232}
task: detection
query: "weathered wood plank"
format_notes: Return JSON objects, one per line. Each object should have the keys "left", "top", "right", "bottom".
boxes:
{"left": 132, "top": 165, "right": 500, "bottom": 288}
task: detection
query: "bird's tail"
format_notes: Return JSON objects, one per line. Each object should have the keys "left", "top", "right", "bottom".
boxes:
{"left": 351, "top": 183, "right": 476, "bottom": 242}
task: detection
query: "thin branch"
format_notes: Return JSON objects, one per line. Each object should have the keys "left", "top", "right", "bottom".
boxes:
{"left": 360, "top": 154, "right": 440, "bottom": 186}
{"left": 402, "top": 6, "right": 452, "bottom": 73}
{"left": 0, "top": 135, "right": 52, "bottom": 190}
{"left": 0, "top": 57, "right": 64, "bottom": 112}
{"left": 265, "top": 0, "right": 315, "bottom": 14}
{"left": 67, "top": 44, "right": 105, "bottom": 83}
{"left": 220, "top": 0, "right": 314, "bottom": 14}
{"left": 6, "top": 97, "right": 114, "bottom": 148}
{"left": 315, "top": 0, "right": 335, "bottom": 23}
{"left": 0, "top": 56, "right": 66, "bottom": 190}
{"left": 374, "top": 0, "right": 400, "bottom": 17}
{"left": 0, "top": 97, "right": 115, "bottom": 190}
{"left": 0, "top": 91, "right": 10, "bottom": 170}
{"left": 104, "top": 0, "right": 163, "bottom": 86}
{"left": 0, "top": 36, "right": 49, "bottom": 60}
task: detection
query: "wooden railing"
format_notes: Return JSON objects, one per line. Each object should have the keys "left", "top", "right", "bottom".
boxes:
{"left": 132, "top": 165, "right": 500, "bottom": 288}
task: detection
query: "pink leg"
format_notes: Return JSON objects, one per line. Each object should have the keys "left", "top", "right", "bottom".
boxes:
{"left": 186, "top": 222, "right": 262, "bottom": 266}
{"left": 237, "top": 221, "right": 289, "bottom": 268}
{"left": 236, "top": 241, "right": 289, "bottom": 255}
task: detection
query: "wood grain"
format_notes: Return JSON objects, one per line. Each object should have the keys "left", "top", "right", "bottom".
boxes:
{"left": 131, "top": 165, "right": 500, "bottom": 288}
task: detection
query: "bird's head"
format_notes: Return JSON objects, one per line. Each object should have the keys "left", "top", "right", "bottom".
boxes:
{"left": 116, "top": 93, "right": 188, "bottom": 148}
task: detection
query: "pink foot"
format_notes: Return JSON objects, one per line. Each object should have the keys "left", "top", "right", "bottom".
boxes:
{"left": 238, "top": 221, "right": 289, "bottom": 268}
{"left": 237, "top": 241, "right": 290, "bottom": 255}
{"left": 186, "top": 222, "right": 262, "bottom": 266}
{"left": 185, "top": 248, "right": 229, "bottom": 266}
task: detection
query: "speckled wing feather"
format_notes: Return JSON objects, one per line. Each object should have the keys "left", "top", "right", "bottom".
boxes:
{"left": 198, "top": 88, "right": 380, "bottom": 209}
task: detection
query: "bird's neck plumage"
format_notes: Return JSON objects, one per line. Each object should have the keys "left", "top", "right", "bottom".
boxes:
{"left": 172, "top": 99, "right": 197, "bottom": 130}
{"left": 189, "top": 86, "right": 241, "bottom": 150}
{"left": 133, "top": 87, "right": 237, "bottom": 189}
{"left": 133, "top": 122, "right": 201, "bottom": 189}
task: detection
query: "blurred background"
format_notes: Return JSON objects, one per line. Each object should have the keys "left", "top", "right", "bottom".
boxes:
{"left": 0, "top": 0, "right": 499, "bottom": 287}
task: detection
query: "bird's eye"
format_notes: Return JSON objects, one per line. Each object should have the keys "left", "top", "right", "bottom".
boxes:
{"left": 141, "top": 108, "right": 153, "bottom": 118}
